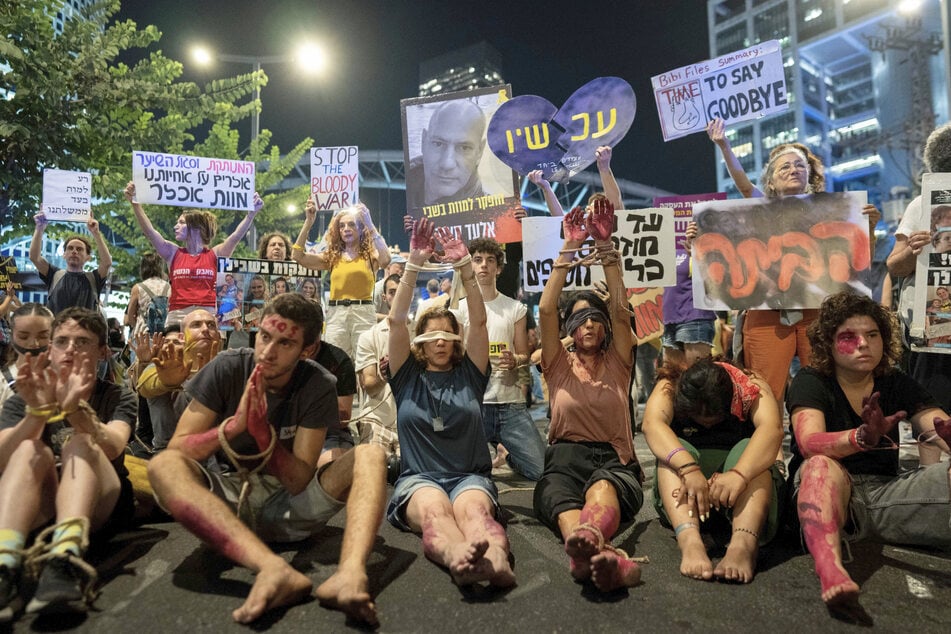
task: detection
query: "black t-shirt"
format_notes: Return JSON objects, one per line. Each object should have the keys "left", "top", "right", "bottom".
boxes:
{"left": 786, "top": 367, "right": 938, "bottom": 478}
{"left": 40, "top": 264, "right": 105, "bottom": 314}
{"left": 671, "top": 413, "right": 755, "bottom": 451}
{"left": 313, "top": 341, "right": 356, "bottom": 397}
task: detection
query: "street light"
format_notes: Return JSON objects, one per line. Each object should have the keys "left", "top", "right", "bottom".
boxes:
{"left": 190, "top": 42, "right": 327, "bottom": 146}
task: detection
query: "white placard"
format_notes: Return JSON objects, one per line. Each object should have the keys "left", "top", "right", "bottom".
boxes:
{"left": 132, "top": 151, "right": 255, "bottom": 211}
{"left": 42, "top": 168, "right": 92, "bottom": 222}
{"left": 310, "top": 146, "right": 359, "bottom": 211}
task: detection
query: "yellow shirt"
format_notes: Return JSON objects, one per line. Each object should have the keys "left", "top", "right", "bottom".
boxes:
{"left": 329, "top": 256, "right": 374, "bottom": 300}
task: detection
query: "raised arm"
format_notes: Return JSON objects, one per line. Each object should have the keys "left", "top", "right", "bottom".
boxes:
{"left": 588, "top": 198, "right": 634, "bottom": 363}
{"left": 528, "top": 170, "right": 564, "bottom": 217}
{"left": 539, "top": 208, "right": 587, "bottom": 366}
{"left": 214, "top": 193, "right": 263, "bottom": 258}
{"left": 87, "top": 212, "right": 112, "bottom": 279}
{"left": 355, "top": 203, "right": 391, "bottom": 270}
{"left": 435, "top": 227, "right": 488, "bottom": 372}
{"left": 388, "top": 218, "right": 435, "bottom": 376}
{"left": 29, "top": 213, "right": 51, "bottom": 277}
{"left": 290, "top": 197, "right": 331, "bottom": 270}
{"left": 706, "top": 118, "right": 761, "bottom": 198}
{"left": 595, "top": 146, "right": 622, "bottom": 209}
{"left": 123, "top": 181, "right": 178, "bottom": 262}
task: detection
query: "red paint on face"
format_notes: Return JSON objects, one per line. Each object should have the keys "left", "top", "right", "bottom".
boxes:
{"left": 835, "top": 331, "right": 859, "bottom": 354}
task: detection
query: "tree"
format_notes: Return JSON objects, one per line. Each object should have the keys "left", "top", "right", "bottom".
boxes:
{"left": 0, "top": 0, "right": 312, "bottom": 282}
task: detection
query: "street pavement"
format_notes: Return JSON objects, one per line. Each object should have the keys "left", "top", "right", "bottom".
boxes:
{"left": 7, "top": 403, "right": 951, "bottom": 633}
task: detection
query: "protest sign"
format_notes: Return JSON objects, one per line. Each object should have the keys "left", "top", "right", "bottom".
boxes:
{"left": 486, "top": 77, "right": 637, "bottom": 182}
{"left": 521, "top": 209, "right": 676, "bottom": 293}
{"left": 628, "top": 287, "right": 664, "bottom": 344}
{"left": 401, "top": 85, "right": 522, "bottom": 243}
{"left": 0, "top": 257, "right": 22, "bottom": 292}
{"left": 652, "top": 40, "right": 787, "bottom": 142}
{"left": 910, "top": 173, "right": 951, "bottom": 353}
{"left": 310, "top": 146, "right": 359, "bottom": 211}
{"left": 42, "top": 169, "right": 92, "bottom": 222}
{"left": 691, "top": 192, "right": 871, "bottom": 310}
{"left": 215, "top": 257, "right": 318, "bottom": 331}
{"left": 132, "top": 151, "right": 255, "bottom": 211}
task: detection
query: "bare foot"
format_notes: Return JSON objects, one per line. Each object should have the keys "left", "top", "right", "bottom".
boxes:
{"left": 564, "top": 526, "right": 600, "bottom": 581}
{"left": 482, "top": 544, "right": 516, "bottom": 588}
{"left": 678, "top": 537, "right": 714, "bottom": 581}
{"left": 492, "top": 444, "right": 509, "bottom": 469}
{"left": 714, "top": 533, "right": 758, "bottom": 583}
{"left": 315, "top": 568, "right": 378, "bottom": 626}
{"left": 819, "top": 563, "right": 861, "bottom": 606}
{"left": 232, "top": 559, "right": 313, "bottom": 624}
{"left": 590, "top": 548, "right": 640, "bottom": 592}
{"left": 449, "top": 539, "right": 490, "bottom": 586}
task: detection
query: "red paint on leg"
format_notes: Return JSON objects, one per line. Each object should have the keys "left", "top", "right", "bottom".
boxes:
{"left": 167, "top": 499, "right": 245, "bottom": 562}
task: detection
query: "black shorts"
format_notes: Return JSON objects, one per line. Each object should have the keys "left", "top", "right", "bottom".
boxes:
{"left": 533, "top": 441, "right": 644, "bottom": 534}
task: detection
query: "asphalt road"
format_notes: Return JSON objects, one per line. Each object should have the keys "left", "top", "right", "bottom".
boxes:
{"left": 7, "top": 404, "right": 951, "bottom": 633}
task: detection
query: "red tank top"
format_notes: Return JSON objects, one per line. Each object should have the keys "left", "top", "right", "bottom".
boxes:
{"left": 169, "top": 247, "right": 218, "bottom": 310}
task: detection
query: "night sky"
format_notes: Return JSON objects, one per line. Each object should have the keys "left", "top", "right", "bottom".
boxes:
{"left": 114, "top": 0, "right": 717, "bottom": 196}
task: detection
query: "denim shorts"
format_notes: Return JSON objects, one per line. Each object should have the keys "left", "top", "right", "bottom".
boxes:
{"left": 386, "top": 472, "right": 499, "bottom": 532}
{"left": 661, "top": 318, "right": 716, "bottom": 349}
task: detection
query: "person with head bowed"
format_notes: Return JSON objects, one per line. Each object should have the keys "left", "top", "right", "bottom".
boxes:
{"left": 291, "top": 201, "right": 390, "bottom": 358}
{"left": 787, "top": 290, "right": 951, "bottom": 607}
{"left": 124, "top": 181, "right": 263, "bottom": 327}
{"left": 533, "top": 200, "right": 645, "bottom": 593}
{"left": 384, "top": 217, "right": 515, "bottom": 589}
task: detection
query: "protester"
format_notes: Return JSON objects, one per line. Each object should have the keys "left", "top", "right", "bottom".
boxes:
{"left": 30, "top": 213, "right": 112, "bottom": 314}
{"left": 257, "top": 232, "right": 292, "bottom": 261}
{"left": 147, "top": 294, "right": 386, "bottom": 624}
{"left": 533, "top": 201, "right": 644, "bottom": 592}
{"left": 526, "top": 145, "right": 623, "bottom": 216}
{"left": 0, "top": 308, "right": 136, "bottom": 617}
{"left": 291, "top": 200, "right": 390, "bottom": 357}
{"left": 385, "top": 218, "right": 515, "bottom": 588}
{"left": 787, "top": 290, "right": 951, "bottom": 606}
{"left": 123, "top": 182, "right": 262, "bottom": 326}
{"left": 642, "top": 357, "right": 783, "bottom": 582}
{"left": 0, "top": 304, "right": 53, "bottom": 411}
{"left": 124, "top": 253, "right": 171, "bottom": 338}
{"left": 373, "top": 254, "right": 405, "bottom": 319}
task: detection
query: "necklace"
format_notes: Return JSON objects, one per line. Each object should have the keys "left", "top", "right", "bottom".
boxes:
{"left": 420, "top": 369, "right": 453, "bottom": 432}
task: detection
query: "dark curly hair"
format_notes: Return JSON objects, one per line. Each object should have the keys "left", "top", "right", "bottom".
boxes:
{"left": 468, "top": 237, "right": 505, "bottom": 268}
{"left": 807, "top": 290, "right": 902, "bottom": 377}
{"left": 655, "top": 355, "right": 743, "bottom": 422}
{"left": 924, "top": 122, "right": 951, "bottom": 173}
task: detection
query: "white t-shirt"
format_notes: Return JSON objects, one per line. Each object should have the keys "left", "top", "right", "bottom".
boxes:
{"left": 456, "top": 292, "right": 527, "bottom": 404}
{"left": 354, "top": 319, "right": 397, "bottom": 430}
{"left": 0, "top": 363, "right": 18, "bottom": 411}
{"left": 895, "top": 195, "right": 924, "bottom": 326}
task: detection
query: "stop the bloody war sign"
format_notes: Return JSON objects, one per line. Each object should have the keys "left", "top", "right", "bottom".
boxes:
{"left": 310, "top": 146, "right": 359, "bottom": 211}
{"left": 652, "top": 40, "right": 787, "bottom": 142}
{"left": 132, "top": 151, "right": 256, "bottom": 211}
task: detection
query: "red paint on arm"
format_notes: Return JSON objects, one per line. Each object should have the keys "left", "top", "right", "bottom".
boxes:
{"left": 793, "top": 410, "right": 848, "bottom": 458}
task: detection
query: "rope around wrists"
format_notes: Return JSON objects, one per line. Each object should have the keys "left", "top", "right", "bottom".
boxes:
{"left": 553, "top": 242, "right": 620, "bottom": 270}
{"left": 217, "top": 417, "right": 278, "bottom": 528}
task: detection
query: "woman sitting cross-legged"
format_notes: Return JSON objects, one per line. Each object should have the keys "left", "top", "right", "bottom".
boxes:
{"left": 642, "top": 357, "right": 784, "bottom": 582}
{"left": 384, "top": 217, "right": 515, "bottom": 588}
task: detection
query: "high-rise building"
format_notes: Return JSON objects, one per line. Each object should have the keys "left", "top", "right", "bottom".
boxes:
{"left": 707, "top": 0, "right": 947, "bottom": 218}
{"left": 418, "top": 41, "right": 504, "bottom": 97}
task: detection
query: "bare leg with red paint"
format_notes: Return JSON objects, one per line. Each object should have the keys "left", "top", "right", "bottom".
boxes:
{"left": 797, "top": 455, "right": 859, "bottom": 606}
{"left": 452, "top": 490, "right": 516, "bottom": 587}
{"left": 149, "top": 450, "right": 313, "bottom": 624}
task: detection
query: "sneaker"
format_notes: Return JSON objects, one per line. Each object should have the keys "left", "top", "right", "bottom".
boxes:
{"left": 26, "top": 557, "right": 92, "bottom": 615}
{"left": 0, "top": 566, "right": 22, "bottom": 622}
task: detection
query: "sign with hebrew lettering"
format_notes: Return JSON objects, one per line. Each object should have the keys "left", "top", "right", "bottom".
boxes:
{"left": 691, "top": 192, "right": 871, "bottom": 311}
{"left": 521, "top": 209, "right": 676, "bottom": 292}
{"left": 0, "top": 256, "right": 22, "bottom": 292}
{"left": 910, "top": 173, "right": 951, "bottom": 353}
{"left": 401, "top": 85, "right": 522, "bottom": 243}
{"left": 132, "top": 151, "right": 255, "bottom": 211}
{"left": 486, "top": 77, "right": 636, "bottom": 183}
{"left": 628, "top": 287, "right": 664, "bottom": 344}
{"left": 652, "top": 40, "right": 787, "bottom": 142}
{"left": 310, "top": 146, "right": 359, "bottom": 211}
{"left": 42, "top": 169, "right": 92, "bottom": 222}
{"left": 215, "top": 257, "right": 318, "bottom": 332}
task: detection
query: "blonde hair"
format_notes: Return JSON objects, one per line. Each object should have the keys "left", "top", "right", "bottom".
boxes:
{"left": 760, "top": 143, "right": 825, "bottom": 197}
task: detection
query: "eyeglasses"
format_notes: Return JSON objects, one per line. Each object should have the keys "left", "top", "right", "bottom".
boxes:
{"left": 51, "top": 336, "right": 98, "bottom": 350}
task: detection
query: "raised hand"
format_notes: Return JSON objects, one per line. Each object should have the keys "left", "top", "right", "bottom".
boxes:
{"left": 250, "top": 192, "right": 264, "bottom": 216}
{"left": 243, "top": 366, "right": 271, "bottom": 449}
{"left": 55, "top": 351, "right": 96, "bottom": 424}
{"left": 16, "top": 352, "right": 57, "bottom": 409}
{"left": 595, "top": 145, "right": 612, "bottom": 169}
{"left": 587, "top": 198, "right": 615, "bottom": 242}
{"left": 86, "top": 212, "right": 100, "bottom": 235}
{"left": 512, "top": 204, "right": 527, "bottom": 222}
{"left": 410, "top": 217, "right": 436, "bottom": 256}
{"left": 304, "top": 197, "right": 317, "bottom": 223}
{"left": 527, "top": 170, "right": 546, "bottom": 185}
{"left": 403, "top": 214, "right": 415, "bottom": 235}
{"left": 858, "top": 392, "right": 906, "bottom": 448}
{"left": 154, "top": 339, "right": 193, "bottom": 387}
{"left": 563, "top": 207, "right": 588, "bottom": 243}
{"left": 706, "top": 117, "right": 727, "bottom": 146}
{"left": 134, "top": 330, "right": 164, "bottom": 365}
{"left": 34, "top": 212, "right": 49, "bottom": 231}
{"left": 434, "top": 226, "right": 467, "bottom": 263}
{"left": 123, "top": 181, "right": 137, "bottom": 203}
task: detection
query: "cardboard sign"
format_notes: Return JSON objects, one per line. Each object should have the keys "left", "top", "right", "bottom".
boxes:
{"left": 0, "top": 256, "right": 22, "bottom": 292}
{"left": 215, "top": 257, "right": 319, "bottom": 331}
{"left": 42, "top": 169, "right": 92, "bottom": 222}
{"left": 910, "top": 173, "right": 951, "bottom": 353}
{"left": 486, "top": 77, "right": 637, "bottom": 182}
{"left": 628, "top": 287, "right": 664, "bottom": 344}
{"left": 132, "top": 151, "right": 255, "bottom": 211}
{"left": 691, "top": 192, "right": 871, "bottom": 310}
{"left": 310, "top": 146, "right": 359, "bottom": 211}
{"left": 652, "top": 40, "right": 787, "bottom": 141}
{"left": 521, "top": 209, "right": 676, "bottom": 292}
{"left": 401, "top": 85, "right": 522, "bottom": 243}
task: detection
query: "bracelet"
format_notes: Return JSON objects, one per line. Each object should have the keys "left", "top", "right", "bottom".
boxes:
{"left": 25, "top": 403, "right": 59, "bottom": 419}
{"left": 678, "top": 465, "right": 702, "bottom": 478}
{"left": 292, "top": 244, "right": 304, "bottom": 252}
{"left": 848, "top": 428, "right": 865, "bottom": 451}
{"left": 727, "top": 467, "right": 750, "bottom": 487}
{"left": 665, "top": 446, "right": 687, "bottom": 465}
{"left": 675, "top": 460, "right": 700, "bottom": 474}
{"left": 853, "top": 425, "right": 876, "bottom": 450}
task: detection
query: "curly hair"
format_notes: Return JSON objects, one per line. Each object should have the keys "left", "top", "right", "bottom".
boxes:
{"left": 468, "top": 237, "right": 505, "bottom": 268}
{"left": 411, "top": 307, "right": 464, "bottom": 368}
{"left": 807, "top": 290, "right": 902, "bottom": 377}
{"left": 924, "top": 122, "right": 951, "bottom": 173}
{"left": 257, "top": 232, "right": 292, "bottom": 260}
{"left": 321, "top": 208, "right": 376, "bottom": 268}
{"left": 760, "top": 142, "right": 825, "bottom": 197}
